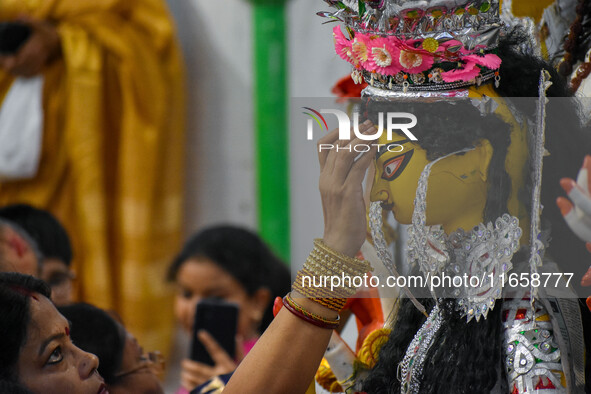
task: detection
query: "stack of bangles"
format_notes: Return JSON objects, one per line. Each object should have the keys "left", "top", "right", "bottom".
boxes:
{"left": 283, "top": 293, "right": 340, "bottom": 330}
{"left": 284, "top": 239, "right": 373, "bottom": 329}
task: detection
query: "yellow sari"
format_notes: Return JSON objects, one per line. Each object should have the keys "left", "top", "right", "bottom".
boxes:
{"left": 0, "top": 0, "right": 185, "bottom": 355}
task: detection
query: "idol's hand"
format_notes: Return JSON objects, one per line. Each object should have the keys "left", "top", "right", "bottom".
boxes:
{"left": 0, "top": 18, "right": 61, "bottom": 77}
{"left": 557, "top": 155, "right": 591, "bottom": 286}
{"left": 319, "top": 120, "right": 377, "bottom": 257}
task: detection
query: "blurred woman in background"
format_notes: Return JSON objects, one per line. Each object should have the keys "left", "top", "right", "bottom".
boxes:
{"left": 168, "top": 225, "right": 291, "bottom": 392}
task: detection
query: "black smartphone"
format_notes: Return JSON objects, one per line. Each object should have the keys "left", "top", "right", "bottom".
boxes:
{"left": 190, "top": 298, "right": 239, "bottom": 365}
{"left": 0, "top": 22, "right": 31, "bottom": 55}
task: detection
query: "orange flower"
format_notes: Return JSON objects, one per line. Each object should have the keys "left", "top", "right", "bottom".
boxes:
{"left": 331, "top": 74, "right": 368, "bottom": 99}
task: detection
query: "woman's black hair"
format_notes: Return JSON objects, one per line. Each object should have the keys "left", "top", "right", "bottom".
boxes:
{"left": 362, "top": 27, "right": 591, "bottom": 393}
{"left": 58, "top": 303, "right": 125, "bottom": 385}
{"left": 168, "top": 225, "right": 291, "bottom": 332}
{"left": 0, "top": 379, "right": 34, "bottom": 393}
{"left": 0, "top": 273, "right": 51, "bottom": 382}
{"left": 0, "top": 204, "right": 73, "bottom": 267}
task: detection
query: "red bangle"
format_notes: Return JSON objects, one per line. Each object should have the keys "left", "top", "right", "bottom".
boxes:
{"left": 282, "top": 295, "right": 340, "bottom": 330}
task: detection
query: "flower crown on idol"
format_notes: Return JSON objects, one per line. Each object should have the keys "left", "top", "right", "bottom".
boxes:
{"left": 320, "top": 0, "right": 503, "bottom": 94}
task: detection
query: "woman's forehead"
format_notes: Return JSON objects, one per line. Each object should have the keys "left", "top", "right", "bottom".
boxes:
{"left": 27, "top": 295, "right": 68, "bottom": 339}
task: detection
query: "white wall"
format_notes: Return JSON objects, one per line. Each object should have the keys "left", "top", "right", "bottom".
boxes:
{"left": 289, "top": 0, "right": 351, "bottom": 97}
{"left": 167, "top": 0, "right": 256, "bottom": 236}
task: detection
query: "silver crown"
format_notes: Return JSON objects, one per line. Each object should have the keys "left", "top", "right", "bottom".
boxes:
{"left": 320, "top": 0, "right": 503, "bottom": 95}
{"left": 321, "top": 0, "right": 501, "bottom": 46}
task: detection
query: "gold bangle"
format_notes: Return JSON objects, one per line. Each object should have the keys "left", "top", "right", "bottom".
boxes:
{"left": 311, "top": 297, "right": 348, "bottom": 311}
{"left": 292, "top": 239, "right": 372, "bottom": 311}
{"left": 313, "top": 239, "right": 369, "bottom": 270}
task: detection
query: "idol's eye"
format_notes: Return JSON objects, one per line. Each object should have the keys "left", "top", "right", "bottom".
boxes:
{"left": 47, "top": 347, "right": 63, "bottom": 365}
{"left": 381, "top": 150, "right": 414, "bottom": 181}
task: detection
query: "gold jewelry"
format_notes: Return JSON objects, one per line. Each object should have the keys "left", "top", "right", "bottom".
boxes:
{"left": 292, "top": 239, "right": 372, "bottom": 311}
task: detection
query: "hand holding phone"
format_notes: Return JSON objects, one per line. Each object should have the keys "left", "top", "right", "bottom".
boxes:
{"left": 190, "top": 298, "right": 239, "bottom": 365}
{"left": 181, "top": 299, "right": 239, "bottom": 390}
{"left": 181, "top": 330, "right": 239, "bottom": 390}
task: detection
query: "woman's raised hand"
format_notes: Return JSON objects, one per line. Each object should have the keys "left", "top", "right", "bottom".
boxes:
{"left": 319, "top": 120, "right": 377, "bottom": 257}
{"left": 557, "top": 155, "right": 591, "bottom": 287}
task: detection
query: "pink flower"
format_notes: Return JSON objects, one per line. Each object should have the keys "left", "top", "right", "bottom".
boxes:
{"left": 394, "top": 41, "right": 434, "bottom": 74}
{"left": 402, "top": 38, "right": 423, "bottom": 48}
{"left": 333, "top": 25, "right": 354, "bottom": 64}
{"left": 440, "top": 40, "right": 463, "bottom": 50}
{"left": 441, "top": 61, "right": 481, "bottom": 82}
{"left": 366, "top": 37, "right": 401, "bottom": 75}
{"left": 351, "top": 34, "right": 371, "bottom": 65}
{"left": 462, "top": 54, "right": 502, "bottom": 70}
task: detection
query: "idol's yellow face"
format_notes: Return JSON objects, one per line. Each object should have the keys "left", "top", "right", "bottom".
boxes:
{"left": 370, "top": 133, "right": 428, "bottom": 224}
{"left": 370, "top": 132, "right": 493, "bottom": 232}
